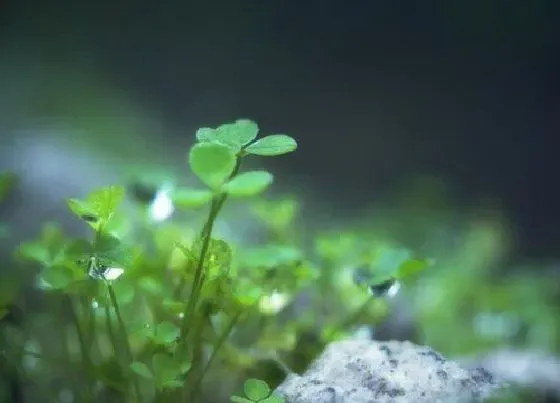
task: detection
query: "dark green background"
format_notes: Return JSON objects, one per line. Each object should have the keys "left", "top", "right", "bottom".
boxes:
{"left": 1, "top": 0, "right": 559, "bottom": 259}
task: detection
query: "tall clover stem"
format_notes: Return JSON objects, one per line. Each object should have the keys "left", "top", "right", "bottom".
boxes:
{"left": 107, "top": 282, "right": 143, "bottom": 402}
{"left": 93, "top": 222, "right": 142, "bottom": 402}
{"left": 188, "top": 309, "right": 242, "bottom": 401}
{"left": 68, "top": 297, "right": 95, "bottom": 401}
{"left": 179, "top": 157, "right": 242, "bottom": 341}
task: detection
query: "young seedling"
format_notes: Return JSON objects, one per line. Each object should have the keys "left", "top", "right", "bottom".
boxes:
{"left": 10, "top": 119, "right": 432, "bottom": 403}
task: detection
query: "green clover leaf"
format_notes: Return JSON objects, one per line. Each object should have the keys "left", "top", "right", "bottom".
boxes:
{"left": 232, "top": 279, "right": 263, "bottom": 307}
{"left": 152, "top": 353, "right": 188, "bottom": 389}
{"left": 153, "top": 321, "right": 180, "bottom": 345}
{"left": 252, "top": 198, "right": 298, "bottom": 232}
{"left": 188, "top": 142, "right": 236, "bottom": 189}
{"left": 241, "top": 244, "right": 302, "bottom": 269}
{"left": 172, "top": 187, "right": 213, "bottom": 208}
{"left": 223, "top": 171, "right": 274, "bottom": 197}
{"left": 396, "top": 258, "right": 432, "bottom": 280}
{"left": 245, "top": 135, "right": 297, "bottom": 156}
{"left": 244, "top": 378, "right": 270, "bottom": 400}
{"left": 39, "top": 263, "right": 86, "bottom": 290}
{"left": 216, "top": 119, "right": 259, "bottom": 151}
{"left": 197, "top": 119, "right": 259, "bottom": 153}
{"left": 67, "top": 185, "right": 125, "bottom": 228}
{"left": 196, "top": 127, "right": 218, "bottom": 143}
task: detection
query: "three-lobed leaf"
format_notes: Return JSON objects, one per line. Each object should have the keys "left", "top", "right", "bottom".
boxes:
{"left": 223, "top": 171, "right": 274, "bottom": 197}
{"left": 67, "top": 185, "right": 125, "bottom": 226}
{"left": 216, "top": 119, "right": 259, "bottom": 151}
{"left": 197, "top": 119, "right": 259, "bottom": 152}
{"left": 189, "top": 142, "right": 237, "bottom": 189}
{"left": 245, "top": 135, "right": 297, "bottom": 156}
{"left": 87, "top": 185, "right": 125, "bottom": 221}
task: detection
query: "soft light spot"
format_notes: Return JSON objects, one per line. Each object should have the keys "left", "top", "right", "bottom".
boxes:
{"left": 258, "top": 290, "right": 289, "bottom": 315}
{"left": 35, "top": 276, "right": 52, "bottom": 290}
{"left": 149, "top": 186, "right": 175, "bottom": 222}
{"left": 352, "top": 325, "right": 374, "bottom": 340}
{"left": 386, "top": 280, "right": 401, "bottom": 298}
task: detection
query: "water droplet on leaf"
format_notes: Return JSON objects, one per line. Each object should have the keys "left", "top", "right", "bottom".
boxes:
{"left": 80, "top": 213, "right": 99, "bottom": 223}
{"left": 369, "top": 278, "right": 401, "bottom": 298}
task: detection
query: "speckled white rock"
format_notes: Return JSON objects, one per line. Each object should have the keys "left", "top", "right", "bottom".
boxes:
{"left": 275, "top": 339, "right": 506, "bottom": 403}
{"left": 461, "top": 348, "right": 560, "bottom": 398}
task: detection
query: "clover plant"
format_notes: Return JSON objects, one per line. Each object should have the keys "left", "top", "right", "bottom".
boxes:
{"left": 2, "top": 119, "right": 430, "bottom": 402}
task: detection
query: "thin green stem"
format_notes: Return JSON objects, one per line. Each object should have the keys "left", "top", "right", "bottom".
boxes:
{"left": 81, "top": 296, "right": 96, "bottom": 349}
{"left": 68, "top": 297, "right": 95, "bottom": 401}
{"left": 188, "top": 310, "right": 242, "bottom": 402}
{"left": 104, "top": 303, "right": 118, "bottom": 358}
{"left": 107, "top": 283, "right": 143, "bottom": 402}
{"left": 179, "top": 158, "right": 243, "bottom": 341}
{"left": 183, "top": 305, "right": 209, "bottom": 402}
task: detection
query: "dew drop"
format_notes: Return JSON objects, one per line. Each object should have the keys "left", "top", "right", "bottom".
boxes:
{"left": 369, "top": 278, "right": 401, "bottom": 298}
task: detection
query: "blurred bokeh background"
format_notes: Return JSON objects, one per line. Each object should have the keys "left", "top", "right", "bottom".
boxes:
{"left": 1, "top": 0, "right": 560, "bottom": 400}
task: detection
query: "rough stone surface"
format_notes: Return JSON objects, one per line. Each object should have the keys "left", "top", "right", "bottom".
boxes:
{"left": 275, "top": 339, "right": 506, "bottom": 403}
{"left": 461, "top": 349, "right": 560, "bottom": 398}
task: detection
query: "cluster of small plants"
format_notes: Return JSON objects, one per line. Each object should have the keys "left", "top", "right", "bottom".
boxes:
{"left": 339, "top": 177, "right": 560, "bottom": 361}
{"left": 0, "top": 120, "right": 430, "bottom": 402}
{"left": 409, "top": 219, "right": 560, "bottom": 358}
